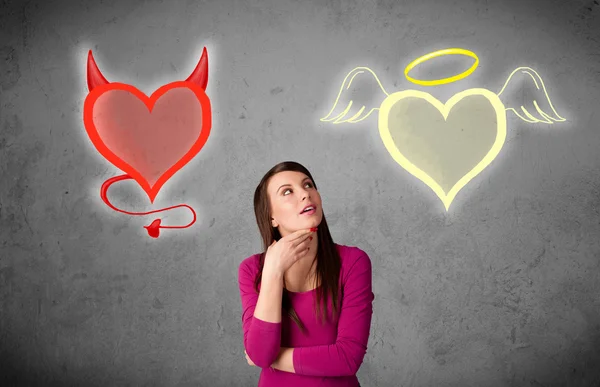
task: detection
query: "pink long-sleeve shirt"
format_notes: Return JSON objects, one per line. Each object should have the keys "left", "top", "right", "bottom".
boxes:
{"left": 238, "top": 243, "right": 374, "bottom": 387}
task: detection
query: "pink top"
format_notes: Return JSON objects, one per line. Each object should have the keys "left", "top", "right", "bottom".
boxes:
{"left": 238, "top": 243, "right": 374, "bottom": 387}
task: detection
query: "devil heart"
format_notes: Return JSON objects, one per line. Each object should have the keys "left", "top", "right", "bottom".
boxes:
{"left": 82, "top": 48, "right": 212, "bottom": 238}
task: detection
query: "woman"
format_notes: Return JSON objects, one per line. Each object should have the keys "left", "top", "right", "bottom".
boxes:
{"left": 238, "top": 161, "right": 374, "bottom": 387}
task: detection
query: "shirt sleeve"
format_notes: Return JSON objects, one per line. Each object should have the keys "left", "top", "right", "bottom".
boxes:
{"left": 293, "top": 251, "right": 374, "bottom": 377}
{"left": 238, "top": 258, "right": 282, "bottom": 369}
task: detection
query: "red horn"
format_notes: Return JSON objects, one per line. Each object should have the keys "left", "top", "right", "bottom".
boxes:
{"left": 185, "top": 47, "right": 208, "bottom": 90}
{"left": 87, "top": 50, "right": 109, "bottom": 92}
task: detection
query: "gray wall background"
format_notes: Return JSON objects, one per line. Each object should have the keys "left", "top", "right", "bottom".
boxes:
{"left": 1, "top": 0, "right": 599, "bottom": 386}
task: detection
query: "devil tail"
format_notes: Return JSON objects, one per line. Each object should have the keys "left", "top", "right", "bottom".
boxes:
{"left": 101, "top": 174, "right": 197, "bottom": 238}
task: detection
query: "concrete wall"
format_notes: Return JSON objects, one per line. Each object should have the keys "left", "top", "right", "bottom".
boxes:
{"left": 1, "top": 0, "right": 599, "bottom": 385}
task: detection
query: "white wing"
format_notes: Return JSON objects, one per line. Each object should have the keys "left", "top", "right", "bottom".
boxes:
{"left": 497, "top": 67, "right": 566, "bottom": 124}
{"left": 320, "top": 67, "right": 389, "bottom": 124}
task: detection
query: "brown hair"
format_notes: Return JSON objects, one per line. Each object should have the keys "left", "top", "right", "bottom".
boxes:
{"left": 252, "top": 161, "right": 341, "bottom": 333}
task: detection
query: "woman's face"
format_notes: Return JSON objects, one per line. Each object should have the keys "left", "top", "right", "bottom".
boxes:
{"left": 267, "top": 171, "right": 323, "bottom": 237}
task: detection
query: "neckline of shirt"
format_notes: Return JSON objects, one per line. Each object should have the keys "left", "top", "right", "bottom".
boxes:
{"left": 284, "top": 285, "right": 322, "bottom": 295}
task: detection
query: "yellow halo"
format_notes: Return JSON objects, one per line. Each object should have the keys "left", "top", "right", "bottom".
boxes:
{"left": 404, "top": 48, "right": 479, "bottom": 86}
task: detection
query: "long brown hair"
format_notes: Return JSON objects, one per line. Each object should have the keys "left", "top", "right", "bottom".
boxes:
{"left": 252, "top": 161, "right": 341, "bottom": 333}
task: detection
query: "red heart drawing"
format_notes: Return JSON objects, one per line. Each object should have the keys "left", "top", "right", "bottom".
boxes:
{"left": 83, "top": 80, "right": 211, "bottom": 203}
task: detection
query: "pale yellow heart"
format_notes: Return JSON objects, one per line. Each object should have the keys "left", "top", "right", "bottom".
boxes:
{"left": 378, "top": 88, "right": 507, "bottom": 210}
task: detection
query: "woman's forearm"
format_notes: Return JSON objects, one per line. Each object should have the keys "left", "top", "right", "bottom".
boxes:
{"left": 252, "top": 270, "right": 284, "bottom": 323}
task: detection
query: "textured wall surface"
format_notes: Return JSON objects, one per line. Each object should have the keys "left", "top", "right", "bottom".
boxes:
{"left": 1, "top": 0, "right": 599, "bottom": 386}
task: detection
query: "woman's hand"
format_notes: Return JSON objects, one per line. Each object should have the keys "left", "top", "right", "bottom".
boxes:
{"left": 262, "top": 228, "right": 316, "bottom": 277}
{"left": 245, "top": 349, "right": 256, "bottom": 366}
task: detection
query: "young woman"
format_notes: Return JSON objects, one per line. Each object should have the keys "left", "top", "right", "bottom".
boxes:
{"left": 238, "top": 161, "right": 374, "bottom": 387}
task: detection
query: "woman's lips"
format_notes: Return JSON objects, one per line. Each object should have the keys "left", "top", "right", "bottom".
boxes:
{"left": 301, "top": 208, "right": 316, "bottom": 216}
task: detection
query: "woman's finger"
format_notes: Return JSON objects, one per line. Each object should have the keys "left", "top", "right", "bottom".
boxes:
{"left": 294, "top": 236, "right": 313, "bottom": 252}
{"left": 297, "top": 247, "right": 310, "bottom": 258}
{"left": 288, "top": 228, "right": 314, "bottom": 243}
{"left": 291, "top": 233, "right": 313, "bottom": 250}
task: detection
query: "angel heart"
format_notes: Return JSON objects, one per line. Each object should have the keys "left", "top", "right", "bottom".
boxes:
{"left": 378, "top": 88, "right": 506, "bottom": 210}
{"left": 321, "top": 66, "right": 565, "bottom": 210}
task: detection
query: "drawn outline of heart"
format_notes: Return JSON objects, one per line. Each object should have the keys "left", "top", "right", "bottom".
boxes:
{"left": 83, "top": 81, "right": 212, "bottom": 203}
{"left": 378, "top": 88, "right": 507, "bottom": 210}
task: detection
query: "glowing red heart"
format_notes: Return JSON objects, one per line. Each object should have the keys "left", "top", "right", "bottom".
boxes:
{"left": 83, "top": 81, "right": 211, "bottom": 203}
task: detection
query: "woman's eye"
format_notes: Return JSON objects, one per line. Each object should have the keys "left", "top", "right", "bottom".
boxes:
{"left": 283, "top": 182, "right": 313, "bottom": 195}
